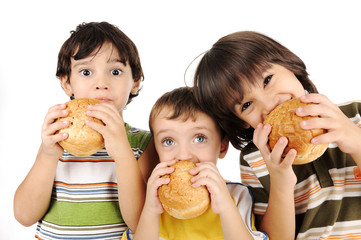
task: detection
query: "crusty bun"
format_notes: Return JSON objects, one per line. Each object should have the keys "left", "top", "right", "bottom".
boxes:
{"left": 56, "top": 98, "right": 104, "bottom": 156}
{"left": 263, "top": 98, "right": 328, "bottom": 165}
{"left": 158, "top": 160, "right": 210, "bottom": 219}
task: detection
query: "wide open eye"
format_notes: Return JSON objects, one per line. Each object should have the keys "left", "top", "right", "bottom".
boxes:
{"left": 162, "top": 138, "right": 175, "bottom": 146}
{"left": 111, "top": 69, "right": 122, "bottom": 76}
{"left": 194, "top": 135, "right": 206, "bottom": 143}
{"left": 80, "top": 69, "right": 92, "bottom": 76}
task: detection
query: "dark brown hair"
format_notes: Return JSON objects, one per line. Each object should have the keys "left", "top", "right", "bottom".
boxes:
{"left": 56, "top": 21, "right": 144, "bottom": 104}
{"left": 193, "top": 31, "right": 318, "bottom": 150}
{"left": 149, "top": 87, "right": 225, "bottom": 139}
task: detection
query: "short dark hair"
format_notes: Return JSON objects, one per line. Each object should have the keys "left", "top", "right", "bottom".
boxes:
{"left": 56, "top": 21, "right": 144, "bottom": 104}
{"left": 193, "top": 31, "right": 318, "bottom": 150}
{"left": 149, "top": 87, "right": 225, "bottom": 139}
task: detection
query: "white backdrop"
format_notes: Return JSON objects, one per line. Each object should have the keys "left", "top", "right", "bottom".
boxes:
{"left": 1, "top": 0, "right": 360, "bottom": 238}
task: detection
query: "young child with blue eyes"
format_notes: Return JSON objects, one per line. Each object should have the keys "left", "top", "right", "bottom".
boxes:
{"left": 193, "top": 30, "right": 361, "bottom": 239}
{"left": 122, "top": 87, "right": 268, "bottom": 240}
{"left": 14, "top": 21, "right": 158, "bottom": 239}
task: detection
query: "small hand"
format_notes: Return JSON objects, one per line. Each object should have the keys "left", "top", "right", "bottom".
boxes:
{"left": 299, "top": 94, "right": 361, "bottom": 155}
{"left": 85, "top": 102, "right": 127, "bottom": 159}
{"left": 144, "top": 160, "right": 176, "bottom": 215}
{"left": 190, "top": 162, "right": 232, "bottom": 215}
{"left": 41, "top": 103, "right": 69, "bottom": 157}
{"left": 253, "top": 123, "right": 297, "bottom": 190}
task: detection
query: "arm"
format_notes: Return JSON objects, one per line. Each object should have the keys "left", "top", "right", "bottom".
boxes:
{"left": 138, "top": 137, "right": 159, "bottom": 182}
{"left": 190, "top": 162, "right": 254, "bottom": 240}
{"left": 253, "top": 123, "right": 297, "bottom": 240}
{"left": 299, "top": 94, "right": 361, "bottom": 169}
{"left": 14, "top": 104, "right": 69, "bottom": 226}
{"left": 86, "top": 103, "right": 145, "bottom": 232}
{"left": 133, "top": 160, "right": 176, "bottom": 240}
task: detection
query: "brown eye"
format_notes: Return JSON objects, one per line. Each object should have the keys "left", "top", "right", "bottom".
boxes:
{"left": 264, "top": 75, "right": 272, "bottom": 86}
{"left": 111, "top": 69, "right": 122, "bottom": 76}
{"left": 81, "top": 69, "right": 92, "bottom": 76}
{"left": 242, "top": 102, "right": 252, "bottom": 112}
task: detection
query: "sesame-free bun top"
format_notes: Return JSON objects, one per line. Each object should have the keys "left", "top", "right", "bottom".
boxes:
{"left": 56, "top": 98, "right": 104, "bottom": 156}
{"left": 158, "top": 160, "right": 210, "bottom": 219}
{"left": 263, "top": 98, "right": 328, "bottom": 165}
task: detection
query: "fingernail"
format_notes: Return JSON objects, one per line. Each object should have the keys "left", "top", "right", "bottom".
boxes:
{"left": 300, "top": 120, "right": 306, "bottom": 127}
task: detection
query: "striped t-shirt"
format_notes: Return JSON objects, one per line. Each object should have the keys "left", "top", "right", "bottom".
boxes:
{"left": 240, "top": 101, "right": 361, "bottom": 239}
{"left": 35, "top": 123, "right": 152, "bottom": 240}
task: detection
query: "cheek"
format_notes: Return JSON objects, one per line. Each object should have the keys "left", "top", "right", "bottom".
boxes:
{"left": 196, "top": 146, "right": 219, "bottom": 164}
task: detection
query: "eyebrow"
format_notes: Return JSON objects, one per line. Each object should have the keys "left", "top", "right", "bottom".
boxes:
{"left": 155, "top": 126, "right": 214, "bottom": 138}
{"left": 72, "top": 57, "right": 123, "bottom": 69}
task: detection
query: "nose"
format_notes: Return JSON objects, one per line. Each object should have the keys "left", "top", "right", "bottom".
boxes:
{"left": 261, "top": 95, "right": 281, "bottom": 120}
{"left": 175, "top": 144, "right": 194, "bottom": 162}
{"left": 95, "top": 74, "right": 110, "bottom": 90}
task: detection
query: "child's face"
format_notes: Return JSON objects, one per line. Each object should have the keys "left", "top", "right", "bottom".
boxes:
{"left": 61, "top": 41, "right": 139, "bottom": 112}
{"left": 233, "top": 63, "right": 305, "bottom": 129}
{"left": 152, "top": 107, "right": 228, "bottom": 164}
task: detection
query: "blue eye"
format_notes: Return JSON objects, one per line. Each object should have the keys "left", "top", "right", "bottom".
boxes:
{"left": 264, "top": 75, "right": 272, "bottom": 86}
{"left": 194, "top": 135, "right": 206, "bottom": 143}
{"left": 81, "top": 69, "right": 92, "bottom": 76}
{"left": 162, "top": 138, "right": 174, "bottom": 146}
{"left": 111, "top": 69, "right": 122, "bottom": 76}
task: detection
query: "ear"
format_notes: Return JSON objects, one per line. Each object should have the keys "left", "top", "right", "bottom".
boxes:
{"left": 219, "top": 137, "right": 229, "bottom": 159}
{"left": 60, "top": 76, "right": 73, "bottom": 97}
{"left": 131, "top": 79, "right": 141, "bottom": 94}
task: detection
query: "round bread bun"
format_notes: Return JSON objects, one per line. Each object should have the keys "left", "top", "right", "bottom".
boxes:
{"left": 56, "top": 98, "right": 104, "bottom": 156}
{"left": 263, "top": 98, "right": 328, "bottom": 165}
{"left": 158, "top": 160, "right": 210, "bottom": 219}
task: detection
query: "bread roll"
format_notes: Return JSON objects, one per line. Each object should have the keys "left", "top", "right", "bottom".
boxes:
{"left": 158, "top": 160, "right": 210, "bottom": 219}
{"left": 56, "top": 98, "right": 104, "bottom": 156}
{"left": 263, "top": 98, "right": 328, "bottom": 165}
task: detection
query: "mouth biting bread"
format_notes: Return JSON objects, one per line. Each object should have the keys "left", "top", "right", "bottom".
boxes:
{"left": 56, "top": 98, "right": 104, "bottom": 156}
{"left": 263, "top": 98, "right": 328, "bottom": 165}
{"left": 158, "top": 160, "right": 210, "bottom": 219}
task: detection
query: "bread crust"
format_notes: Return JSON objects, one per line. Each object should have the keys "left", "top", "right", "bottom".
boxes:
{"left": 56, "top": 98, "right": 104, "bottom": 156}
{"left": 158, "top": 160, "right": 210, "bottom": 219}
{"left": 263, "top": 98, "right": 328, "bottom": 165}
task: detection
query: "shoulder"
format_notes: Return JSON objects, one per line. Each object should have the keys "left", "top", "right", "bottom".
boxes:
{"left": 125, "top": 123, "right": 152, "bottom": 148}
{"left": 338, "top": 100, "right": 361, "bottom": 118}
{"left": 226, "top": 182, "right": 254, "bottom": 204}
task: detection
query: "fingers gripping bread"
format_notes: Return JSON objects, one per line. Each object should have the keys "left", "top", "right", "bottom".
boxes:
{"left": 158, "top": 160, "right": 210, "bottom": 219}
{"left": 56, "top": 98, "right": 104, "bottom": 156}
{"left": 263, "top": 98, "right": 328, "bottom": 165}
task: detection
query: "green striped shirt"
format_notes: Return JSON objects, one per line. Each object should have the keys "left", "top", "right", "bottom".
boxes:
{"left": 35, "top": 123, "right": 151, "bottom": 240}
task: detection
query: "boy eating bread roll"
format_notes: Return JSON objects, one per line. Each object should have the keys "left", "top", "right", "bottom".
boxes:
{"left": 121, "top": 87, "right": 267, "bottom": 240}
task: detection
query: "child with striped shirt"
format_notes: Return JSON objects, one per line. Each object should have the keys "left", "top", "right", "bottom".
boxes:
{"left": 14, "top": 21, "right": 158, "bottom": 239}
{"left": 193, "top": 31, "right": 361, "bottom": 239}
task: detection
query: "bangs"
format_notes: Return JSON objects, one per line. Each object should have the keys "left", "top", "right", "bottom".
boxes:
{"left": 199, "top": 46, "right": 271, "bottom": 113}
{"left": 72, "top": 40, "right": 127, "bottom": 65}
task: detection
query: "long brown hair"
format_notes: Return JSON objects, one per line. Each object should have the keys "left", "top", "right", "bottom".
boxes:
{"left": 193, "top": 31, "right": 318, "bottom": 150}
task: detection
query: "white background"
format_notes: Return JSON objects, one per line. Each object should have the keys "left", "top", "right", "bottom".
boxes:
{"left": 1, "top": 0, "right": 360, "bottom": 238}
